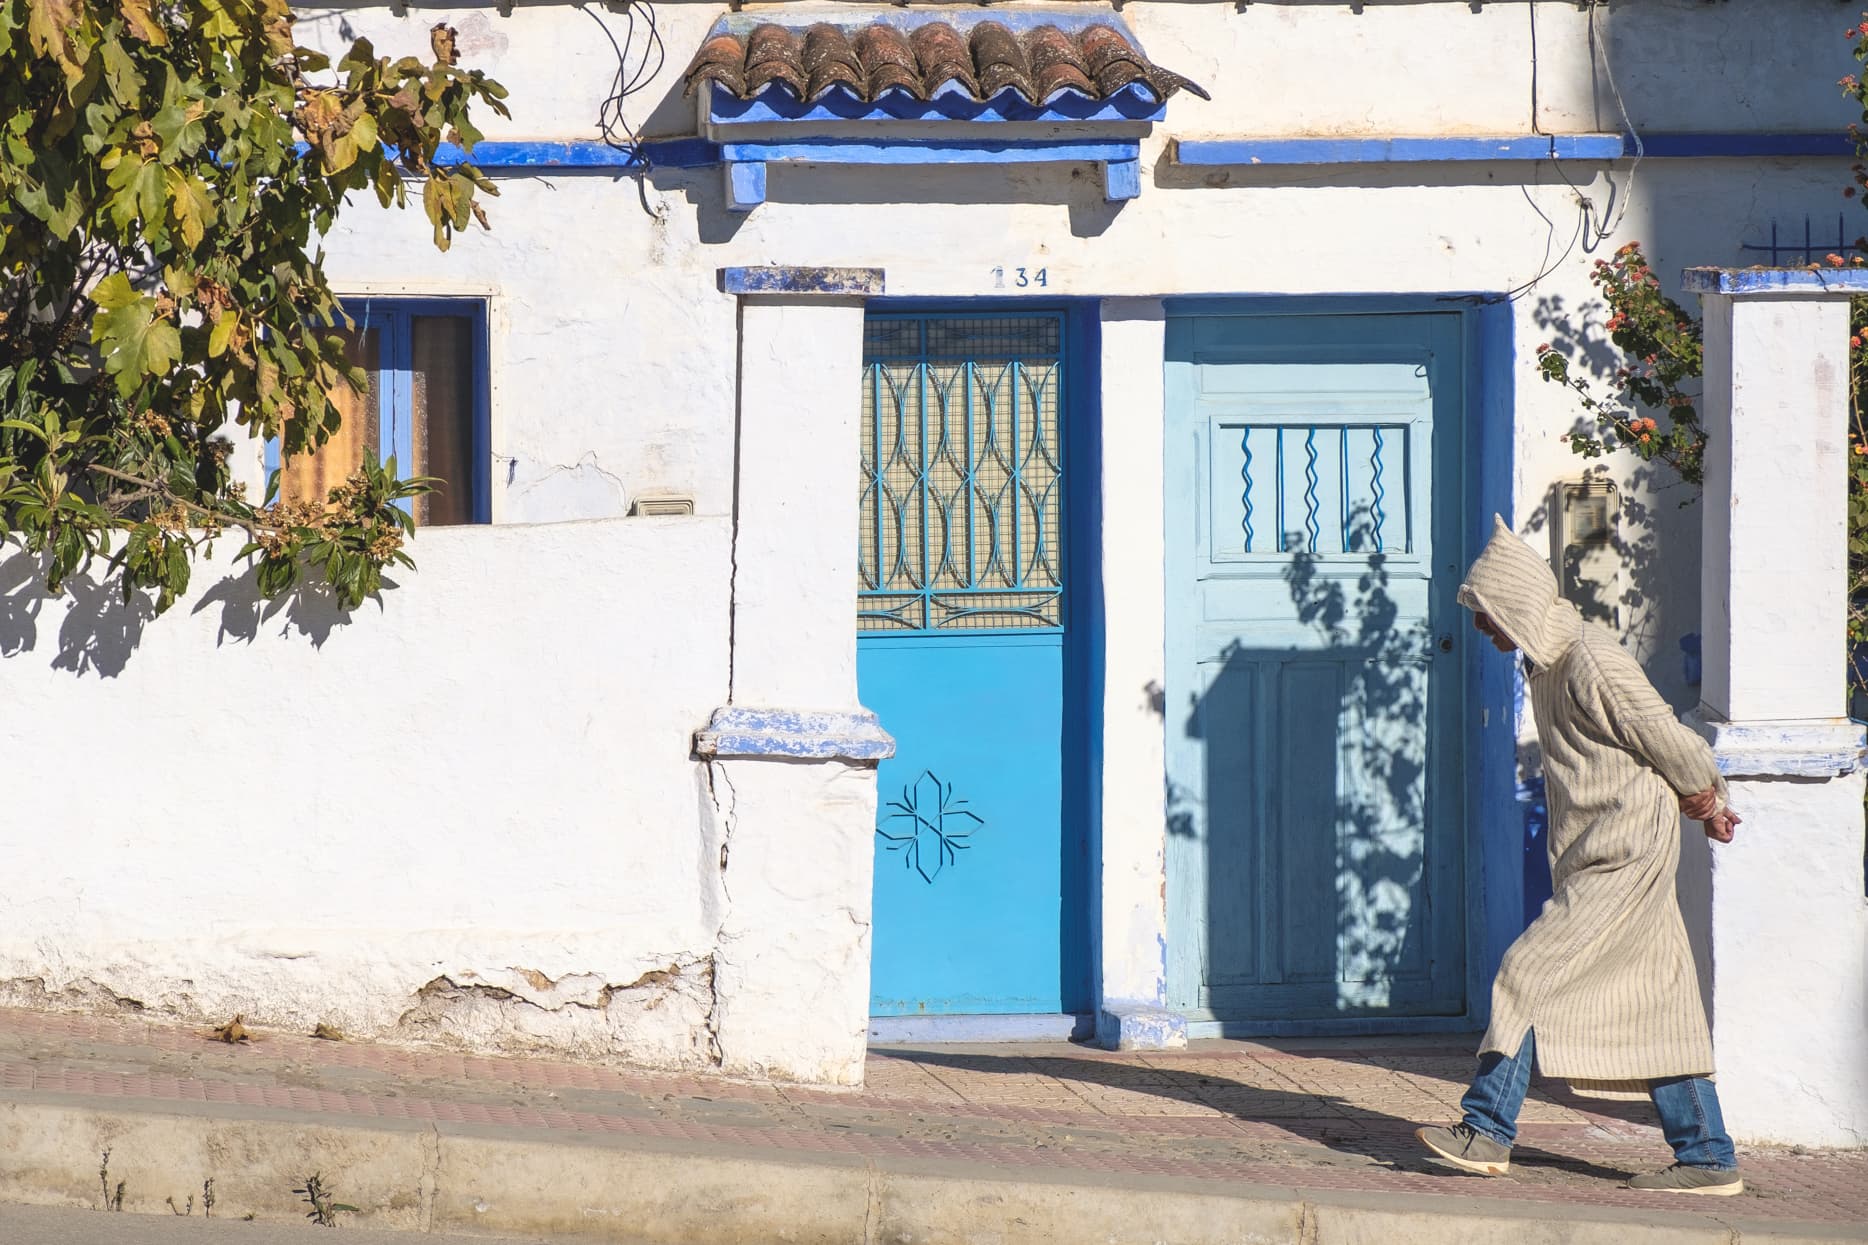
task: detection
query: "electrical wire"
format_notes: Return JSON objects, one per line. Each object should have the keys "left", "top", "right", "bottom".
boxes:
{"left": 1532, "top": 0, "right": 1642, "bottom": 253}
{"left": 582, "top": 0, "right": 667, "bottom": 217}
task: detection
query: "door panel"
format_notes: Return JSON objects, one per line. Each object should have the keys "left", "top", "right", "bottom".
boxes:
{"left": 859, "top": 312, "right": 1083, "bottom": 1017}
{"left": 1165, "top": 312, "right": 1467, "bottom": 1026}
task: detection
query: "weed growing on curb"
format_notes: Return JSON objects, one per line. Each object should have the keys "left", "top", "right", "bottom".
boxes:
{"left": 294, "top": 1173, "right": 358, "bottom": 1227}
{"left": 97, "top": 1150, "right": 124, "bottom": 1211}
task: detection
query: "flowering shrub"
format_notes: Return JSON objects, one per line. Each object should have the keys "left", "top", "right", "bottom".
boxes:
{"left": 1534, "top": 244, "right": 1707, "bottom": 485}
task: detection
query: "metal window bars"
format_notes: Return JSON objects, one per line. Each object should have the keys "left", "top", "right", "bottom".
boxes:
{"left": 858, "top": 314, "right": 1065, "bottom": 633}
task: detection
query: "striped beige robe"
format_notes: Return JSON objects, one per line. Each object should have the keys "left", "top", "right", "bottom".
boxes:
{"left": 1459, "top": 516, "right": 1724, "bottom": 1096}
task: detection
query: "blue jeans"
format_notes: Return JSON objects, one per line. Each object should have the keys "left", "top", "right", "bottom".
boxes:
{"left": 1460, "top": 1029, "right": 1737, "bottom": 1170}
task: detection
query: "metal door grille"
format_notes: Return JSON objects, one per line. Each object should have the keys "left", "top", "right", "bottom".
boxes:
{"left": 859, "top": 314, "right": 1065, "bottom": 633}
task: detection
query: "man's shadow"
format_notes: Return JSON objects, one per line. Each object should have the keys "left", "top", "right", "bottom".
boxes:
{"left": 881, "top": 1046, "right": 1651, "bottom": 1184}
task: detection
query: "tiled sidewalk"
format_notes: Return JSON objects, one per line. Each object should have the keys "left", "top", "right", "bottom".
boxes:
{"left": 0, "top": 1007, "right": 1863, "bottom": 1232}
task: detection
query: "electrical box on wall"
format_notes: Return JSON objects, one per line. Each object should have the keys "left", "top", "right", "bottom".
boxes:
{"left": 1553, "top": 479, "right": 1621, "bottom": 627}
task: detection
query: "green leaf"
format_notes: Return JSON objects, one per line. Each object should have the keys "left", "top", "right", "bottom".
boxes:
{"left": 91, "top": 277, "right": 182, "bottom": 395}
{"left": 165, "top": 168, "right": 215, "bottom": 248}
{"left": 106, "top": 151, "right": 166, "bottom": 232}
{"left": 100, "top": 34, "right": 145, "bottom": 103}
{"left": 207, "top": 310, "right": 238, "bottom": 358}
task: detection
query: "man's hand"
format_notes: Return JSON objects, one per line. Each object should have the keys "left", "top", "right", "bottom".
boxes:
{"left": 1703, "top": 808, "right": 1742, "bottom": 844}
{"left": 1680, "top": 788, "right": 1722, "bottom": 821}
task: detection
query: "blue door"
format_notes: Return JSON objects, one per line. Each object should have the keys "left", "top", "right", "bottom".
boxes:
{"left": 859, "top": 311, "right": 1087, "bottom": 1017}
{"left": 1164, "top": 311, "right": 1468, "bottom": 1027}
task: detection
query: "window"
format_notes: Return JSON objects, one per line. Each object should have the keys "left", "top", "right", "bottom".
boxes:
{"left": 266, "top": 298, "right": 490, "bottom": 526}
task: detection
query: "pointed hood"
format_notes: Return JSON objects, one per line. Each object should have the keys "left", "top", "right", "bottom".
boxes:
{"left": 1457, "top": 515, "right": 1583, "bottom": 668}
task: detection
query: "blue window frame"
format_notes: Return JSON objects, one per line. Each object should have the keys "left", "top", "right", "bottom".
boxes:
{"left": 266, "top": 297, "right": 491, "bottom": 525}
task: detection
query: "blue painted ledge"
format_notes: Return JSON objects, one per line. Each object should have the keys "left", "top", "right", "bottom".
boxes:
{"left": 719, "top": 267, "right": 885, "bottom": 297}
{"left": 1687, "top": 713, "right": 1867, "bottom": 779}
{"left": 1682, "top": 266, "right": 1868, "bottom": 296}
{"left": 1096, "top": 1000, "right": 1188, "bottom": 1052}
{"left": 693, "top": 706, "right": 896, "bottom": 763}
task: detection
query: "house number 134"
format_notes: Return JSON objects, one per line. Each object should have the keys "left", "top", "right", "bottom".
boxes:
{"left": 991, "top": 266, "right": 1049, "bottom": 289}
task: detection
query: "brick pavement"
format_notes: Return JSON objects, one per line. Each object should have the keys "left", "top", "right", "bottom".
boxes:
{"left": 0, "top": 1006, "right": 1862, "bottom": 1233}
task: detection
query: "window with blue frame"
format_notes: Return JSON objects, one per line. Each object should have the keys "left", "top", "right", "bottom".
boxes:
{"left": 270, "top": 298, "right": 490, "bottom": 526}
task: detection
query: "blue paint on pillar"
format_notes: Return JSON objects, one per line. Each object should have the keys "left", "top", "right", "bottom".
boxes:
{"left": 725, "top": 160, "right": 766, "bottom": 213}
{"left": 1103, "top": 157, "right": 1141, "bottom": 202}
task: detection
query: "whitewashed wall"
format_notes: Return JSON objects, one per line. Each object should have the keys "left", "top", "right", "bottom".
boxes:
{"left": 0, "top": 517, "right": 865, "bottom": 1083}
{"left": 4, "top": 0, "right": 1861, "bottom": 1101}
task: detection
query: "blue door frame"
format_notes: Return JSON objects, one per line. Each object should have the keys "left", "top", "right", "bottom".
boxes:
{"left": 860, "top": 300, "right": 1101, "bottom": 1027}
{"left": 1162, "top": 295, "right": 1517, "bottom": 1035}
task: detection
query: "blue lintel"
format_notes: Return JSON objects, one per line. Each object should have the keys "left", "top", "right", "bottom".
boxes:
{"left": 693, "top": 705, "right": 896, "bottom": 762}
{"left": 1682, "top": 266, "right": 1868, "bottom": 296}
{"left": 719, "top": 267, "right": 886, "bottom": 297}
{"left": 709, "top": 80, "right": 1166, "bottom": 128}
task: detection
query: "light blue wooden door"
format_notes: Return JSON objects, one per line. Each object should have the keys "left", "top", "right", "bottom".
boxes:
{"left": 859, "top": 312, "right": 1088, "bottom": 1016}
{"left": 1164, "top": 312, "right": 1467, "bottom": 1027}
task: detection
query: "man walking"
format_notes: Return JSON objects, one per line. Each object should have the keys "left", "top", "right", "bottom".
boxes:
{"left": 1416, "top": 516, "right": 1744, "bottom": 1195}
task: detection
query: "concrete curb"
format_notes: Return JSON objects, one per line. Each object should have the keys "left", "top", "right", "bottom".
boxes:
{"left": 1, "top": 1096, "right": 1861, "bottom": 1245}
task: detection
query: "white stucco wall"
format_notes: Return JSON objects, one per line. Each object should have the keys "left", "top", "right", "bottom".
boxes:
{"left": 5, "top": 0, "right": 1862, "bottom": 1104}
{"left": 1695, "top": 286, "right": 1868, "bottom": 1147}
{"left": 0, "top": 517, "right": 860, "bottom": 1081}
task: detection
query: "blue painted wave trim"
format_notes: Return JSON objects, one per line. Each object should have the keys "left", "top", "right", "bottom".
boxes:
{"left": 710, "top": 80, "right": 1166, "bottom": 126}
{"left": 720, "top": 138, "right": 1139, "bottom": 165}
{"left": 694, "top": 706, "right": 897, "bottom": 762}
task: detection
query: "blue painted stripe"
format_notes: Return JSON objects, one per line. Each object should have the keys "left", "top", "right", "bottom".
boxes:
{"left": 290, "top": 138, "right": 720, "bottom": 170}
{"left": 1635, "top": 132, "right": 1853, "bottom": 159}
{"left": 1173, "top": 132, "right": 1855, "bottom": 167}
{"left": 434, "top": 138, "right": 718, "bottom": 169}
{"left": 1173, "top": 134, "right": 1624, "bottom": 166}
{"left": 720, "top": 139, "right": 1139, "bottom": 166}
{"left": 1683, "top": 266, "right": 1868, "bottom": 295}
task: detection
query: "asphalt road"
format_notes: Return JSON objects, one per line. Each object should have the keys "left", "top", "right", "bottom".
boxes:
{"left": 0, "top": 1204, "right": 558, "bottom": 1244}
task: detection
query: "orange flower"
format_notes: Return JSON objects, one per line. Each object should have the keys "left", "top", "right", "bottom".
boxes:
{"left": 1853, "top": 335, "right": 1863, "bottom": 349}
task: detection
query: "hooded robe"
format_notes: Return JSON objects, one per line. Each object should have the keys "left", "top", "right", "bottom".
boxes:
{"left": 1460, "top": 516, "right": 1724, "bottom": 1096}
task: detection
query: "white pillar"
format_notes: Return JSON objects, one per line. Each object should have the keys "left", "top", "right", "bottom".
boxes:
{"left": 1094, "top": 298, "right": 1184, "bottom": 1050}
{"left": 1685, "top": 268, "right": 1868, "bottom": 1147}
{"left": 694, "top": 268, "right": 893, "bottom": 1086}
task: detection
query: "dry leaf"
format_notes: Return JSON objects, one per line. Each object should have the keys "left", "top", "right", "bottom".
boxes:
{"left": 208, "top": 1014, "right": 250, "bottom": 1044}
{"left": 430, "top": 22, "right": 458, "bottom": 66}
{"left": 311, "top": 1023, "right": 344, "bottom": 1041}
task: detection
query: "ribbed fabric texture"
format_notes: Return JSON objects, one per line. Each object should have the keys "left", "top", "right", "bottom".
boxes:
{"left": 1461, "top": 517, "right": 1723, "bottom": 1095}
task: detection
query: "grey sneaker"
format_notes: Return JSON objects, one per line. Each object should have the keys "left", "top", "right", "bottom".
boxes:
{"left": 1627, "top": 1163, "right": 1745, "bottom": 1196}
{"left": 1416, "top": 1123, "right": 1511, "bottom": 1175}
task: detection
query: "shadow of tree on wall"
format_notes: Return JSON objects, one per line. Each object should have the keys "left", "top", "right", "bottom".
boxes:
{"left": 1525, "top": 294, "right": 1715, "bottom": 1005}
{"left": 0, "top": 546, "right": 377, "bottom": 678}
{"left": 1175, "top": 512, "right": 1449, "bottom": 1019}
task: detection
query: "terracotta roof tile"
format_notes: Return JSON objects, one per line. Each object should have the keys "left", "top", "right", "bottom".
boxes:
{"left": 685, "top": 19, "right": 1208, "bottom": 105}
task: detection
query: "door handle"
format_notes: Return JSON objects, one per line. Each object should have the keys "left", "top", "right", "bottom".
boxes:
{"left": 1437, "top": 635, "right": 1454, "bottom": 653}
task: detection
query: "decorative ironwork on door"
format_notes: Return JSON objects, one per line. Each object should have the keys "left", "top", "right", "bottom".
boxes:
{"left": 858, "top": 314, "right": 1065, "bottom": 632}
